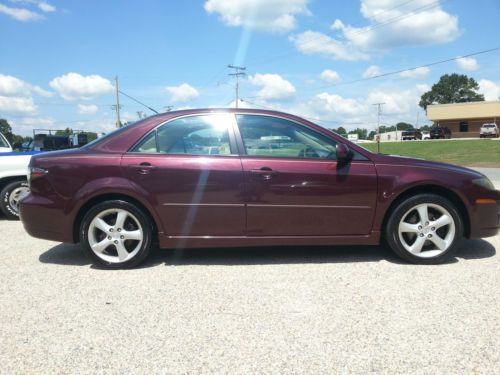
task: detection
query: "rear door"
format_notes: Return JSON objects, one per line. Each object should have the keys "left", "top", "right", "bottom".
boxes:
{"left": 121, "top": 113, "right": 245, "bottom": 237}
{"left": 234, "top": 114, "right": 378, "bottom": 237}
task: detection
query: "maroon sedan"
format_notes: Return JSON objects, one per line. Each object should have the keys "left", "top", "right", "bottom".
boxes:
{"left": 20, "top": 109, "right": 500, "bottom": 268}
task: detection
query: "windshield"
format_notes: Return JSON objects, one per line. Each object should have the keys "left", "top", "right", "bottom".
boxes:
{"left": 0, "top": 133, "right": 10, "bottom": 148}
{"left": 483, "top": 124, "right": 496, "bottom": 128}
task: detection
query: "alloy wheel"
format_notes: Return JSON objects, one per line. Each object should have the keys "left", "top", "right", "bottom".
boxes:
{"left": 398, "top": 203, "right": 456, "bottom": 258}
{"left": 88, "top": 208, "right": 144, "bottom": 263}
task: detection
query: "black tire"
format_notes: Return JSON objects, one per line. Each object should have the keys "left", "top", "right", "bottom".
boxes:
{"left": 0, "top": 180, "right": 29, "bottom": 220}
{"left": 385, "top": 194, "right": 463, "bottom": 264}
{"left": 80, "top": 200, "right": 153, "bottom": 269}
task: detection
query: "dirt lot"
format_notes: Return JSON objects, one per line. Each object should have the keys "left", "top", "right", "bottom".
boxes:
{"left": 0, "top": 215, "right": 499, "bottom": 374}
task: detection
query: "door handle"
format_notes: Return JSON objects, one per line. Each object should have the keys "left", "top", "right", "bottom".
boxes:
{"left": 130, "top": 163, "right": 157, "bottom": 175}
{"left": 249, "top": 167, "right": 279, "bottom": 179}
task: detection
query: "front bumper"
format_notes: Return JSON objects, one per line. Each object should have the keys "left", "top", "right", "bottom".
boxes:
{"left": 469, "top": 192, "right": 500, "bottom": 238}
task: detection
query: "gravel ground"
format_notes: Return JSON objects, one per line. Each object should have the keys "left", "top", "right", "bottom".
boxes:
{"left": 0, "top": 180, "right": 499, "bottom": 374}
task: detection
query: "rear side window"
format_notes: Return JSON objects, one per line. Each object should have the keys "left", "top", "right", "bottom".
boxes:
{"left": 131, "top": 114, "right": 234, "bottom": 155}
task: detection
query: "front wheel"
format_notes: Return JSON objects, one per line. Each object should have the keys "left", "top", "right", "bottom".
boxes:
{"left": 385, "top": 194, "right": 463, "bottom": 264}
{"left": 80, "top": 200, "right": 152, "bottom": 269}
{"left": 0, "top": 180, "right": 29, "bottom": 220}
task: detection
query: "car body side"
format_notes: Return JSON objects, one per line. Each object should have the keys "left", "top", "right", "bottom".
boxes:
{"left": 20, "top": 109, "right": 500, "bottom": 248}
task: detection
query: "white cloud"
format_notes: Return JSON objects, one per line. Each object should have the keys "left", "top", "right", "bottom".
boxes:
{"left": 478, "top": 79, "right": 500, "bottom": 101}
{"left": 319, "top": 69, "right": 341, "bottom": 84}
{"left": 289, "top": 30, "right": 368, "bottom": 61}
{"left": 310, "top": 92, "right": 368, "bottom": 116}
{"left": 49, "top": 73, "right": 114, "bottom": 101}
{"left": 456, "top": 57, "right": 478, "bottom": 71}
{"left": 293, "top": 1, "right": 459, "bottom": 60}
{"left": 38, "top": 2, "right": 55, "bottom": 12}
{"left": 166, "top": 83, "right": 199, "bottom": 103}
{"left": 334, "top": 0, "right": 460, "bottom": 50}
{"left": 78, "top": 104, "right": 99, "bottom": 115}
{"left": 399, "top": 67, "right": 431, "bottom": 78}
{"left": 362, "top": 65, "right": 381, "bottom": 78}
{"left": 302, "top": 84, "right": 427, "bottom": 129}
{"left": 204, "top": 0, "right": 310, "bottom": 33}
{"left": 248, "top": 73, "right": 296, "bottom": 100}
{"left": 0, "top": 74, "right": 51, "bottom": 97}
{"left": 0, "top": 3, "right": 42, "bottom": 21}
{"left": 0, "top": 96, "right": 37, "bottom": 114}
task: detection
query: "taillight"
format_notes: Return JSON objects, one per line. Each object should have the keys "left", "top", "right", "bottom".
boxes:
{"left": 28, "top": 167, "right": 47, "bottom": 184}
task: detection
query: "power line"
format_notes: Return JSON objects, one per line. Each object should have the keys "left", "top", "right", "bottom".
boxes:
{"left": 243, "top": 45, "right": 500, "bottom": 101}
{"left": 118, "top": 89, "right": 159, "bottom": 115}
{"left": 246, "top": 0, "right": 445, "bottom": 66}
{"left": 308, "top": 46, "right": 500, "bottom": 91}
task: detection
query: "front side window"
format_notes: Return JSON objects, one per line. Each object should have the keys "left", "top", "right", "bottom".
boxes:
{"left": 236, "top": 115, "right": 338, "bottom": 159}
{"left": 132, "top": 114, "right": 233, "bottom": 155}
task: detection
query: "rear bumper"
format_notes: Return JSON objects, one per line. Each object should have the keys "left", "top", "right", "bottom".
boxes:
{"left": 19, "top": 194, "right": 75, "bottom": 243}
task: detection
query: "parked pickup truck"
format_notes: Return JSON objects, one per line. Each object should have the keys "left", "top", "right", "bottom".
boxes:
{"left": 0, "top": 152, "right": 39, "bottom": 219}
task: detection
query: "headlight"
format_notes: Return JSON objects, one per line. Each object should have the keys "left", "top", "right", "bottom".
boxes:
{"left": 472, "top": 177, "right": 495, "bottom": 191}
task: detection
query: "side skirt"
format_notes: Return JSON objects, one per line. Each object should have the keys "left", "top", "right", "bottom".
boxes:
{"left": 159, "top": 231, "right": 381, "bottom": 249}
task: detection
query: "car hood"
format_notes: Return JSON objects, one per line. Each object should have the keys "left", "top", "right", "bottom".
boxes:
{"left": 371, "top": 153, "right": 484, "bottom": 179}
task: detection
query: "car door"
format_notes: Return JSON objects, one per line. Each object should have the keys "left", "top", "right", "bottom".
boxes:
{"left": 121, "top": 113, "right": 246, "bottom": 237}
{"left": 235, "top": 114, "right": 378, "bottom": 237}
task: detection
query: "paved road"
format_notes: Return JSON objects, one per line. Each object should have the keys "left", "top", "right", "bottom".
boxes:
{"left": 0, "top": 217, "right": 499, "bottom": 373}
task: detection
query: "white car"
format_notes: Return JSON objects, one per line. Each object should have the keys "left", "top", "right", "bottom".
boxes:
{"left": 421, "top": 131, "right": 430, "bottom": 140}
{"left": 480, "top": 123, "right": 499, "bottom": 138}
{"left": 0, "top": 133, "right": 13, "bottom": 153}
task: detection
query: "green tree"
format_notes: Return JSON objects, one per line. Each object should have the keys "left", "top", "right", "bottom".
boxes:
{"left": 419, "top": 74, "right": 484, "bottom": 110}
{"left": 348, "top": 128, "right": 368, "bottom": 140}
{"left": 0, "top": 119, "right": 14, "bottom": 143}
{"left": 395, "top": 122, "right": 413, "bottom": 130}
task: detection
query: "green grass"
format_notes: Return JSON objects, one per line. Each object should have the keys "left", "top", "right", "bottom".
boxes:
{"left": 361, "top": 139, "right": 500, "bottom": 167}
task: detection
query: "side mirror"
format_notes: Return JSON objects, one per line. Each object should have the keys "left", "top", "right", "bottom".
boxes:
{"left": 336, "top": 143, "right": 353, "bottom": 163}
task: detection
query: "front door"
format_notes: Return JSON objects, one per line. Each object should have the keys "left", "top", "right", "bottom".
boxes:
{"left": 235, "top": 114, "right": 378, "bottom": 236}
{"left": 121, "top": 113, "right": 245, "bottom": 237}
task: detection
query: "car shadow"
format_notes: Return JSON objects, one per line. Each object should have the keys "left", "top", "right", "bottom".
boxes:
{"left": 38, "top": 238, "right": 496, "bottom": 269}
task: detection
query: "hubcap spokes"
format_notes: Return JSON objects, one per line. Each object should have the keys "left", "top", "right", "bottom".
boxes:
{"left": 88, "top": 208, "right": 143, "bottom": 263}
{"left": 398, "top": 203, "right": 455, "bottom": 258}
{"left": 9, "top": 186, "right": 30, "bottom": 213}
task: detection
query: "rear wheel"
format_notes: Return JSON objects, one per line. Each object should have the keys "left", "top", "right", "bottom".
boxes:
{"left": 0, "top": 180, "right": 29, "bottom": 220}
{"left": 385, "top": 194, "right": 463, "bottom": 264}
{"left": 80, "top": 200, "right": 152, "bottom": 269}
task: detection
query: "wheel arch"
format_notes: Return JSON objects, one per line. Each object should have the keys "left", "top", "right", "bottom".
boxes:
{"left": 381, "top": 184, "right": 470, "bottom": 239}
{"left": 0, "top": 176, "right": 27, "bottom": 191}
{"left": 72, "top": 193, "right": 160, "bottom": 243}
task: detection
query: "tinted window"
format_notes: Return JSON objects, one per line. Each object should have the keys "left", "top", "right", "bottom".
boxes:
{"left": 237, "top": 115, "right": 338, "bottom": 159}
{"left": 132, "top": 115, "right": 233, "bottom": 155}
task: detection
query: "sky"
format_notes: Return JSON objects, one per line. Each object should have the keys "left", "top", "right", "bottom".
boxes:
{"left": 1, "top": 0, "right": 500, "bottom": 136}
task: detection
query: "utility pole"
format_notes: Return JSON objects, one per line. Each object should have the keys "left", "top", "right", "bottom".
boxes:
{"left": 415, "top": 111, "right": 420, "bottom": 129}
{"left": 373, "top": 102, "right": 385, "bottom": 153}
{"left": 228, "top": 64, "right": 246, "bottom": 108}
{"left": 113, "top": 76, "right": 122, "bottom": 128}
